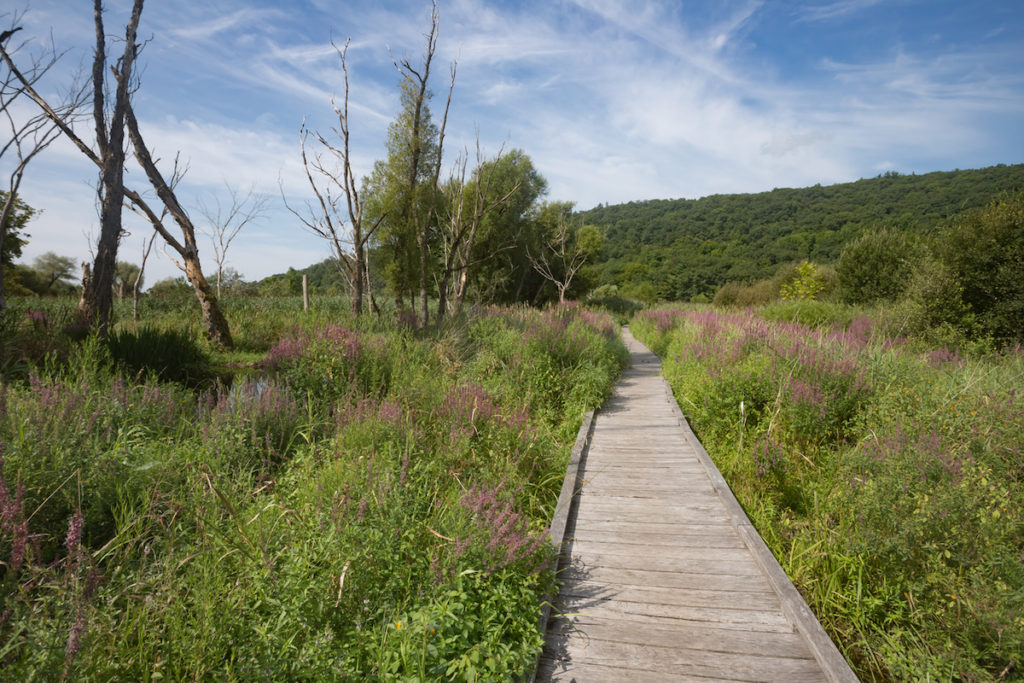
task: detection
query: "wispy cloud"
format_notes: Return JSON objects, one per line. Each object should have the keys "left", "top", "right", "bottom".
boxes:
{"left": 799, "top": 0, "right": 888, "bottom": 22}
{"left": 168, "top": 8, "right": 285, "bottom": 42}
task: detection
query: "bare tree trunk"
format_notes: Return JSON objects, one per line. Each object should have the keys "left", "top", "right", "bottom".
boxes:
{"left": 184, "top": 256, "right": 232, "bottom": 345}
{"left": 3, "top": 1, "right": 234, "bottom": 345}
{"left": 124, "top": 102, "right": 233, "bottom": 348}
{"left": 281, "top": 40, "right": 383, "bottom": 318}
{"left": 132, "top": 230, "right": 154, "bottom": 322}
{"left": 80, "top": 0, "right": 144, "bottom": 334}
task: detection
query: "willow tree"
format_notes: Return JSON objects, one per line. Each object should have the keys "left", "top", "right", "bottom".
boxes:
{"left": 464, "top": 150, "right": 548, "bottom": 304}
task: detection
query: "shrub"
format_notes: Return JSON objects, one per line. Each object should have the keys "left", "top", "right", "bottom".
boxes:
{"left": 836, "top": 228, "right": 921, "bottom": 304}
{"left": 942, "top": 193, "right": 1024, "bottom": 342}
{"left": 105, "top": 326, "right": 211, "bottom": 386}
{"left": 780, "top": 261, "right": 826, "bottom": 301}
{"left": 885, "top": 253, "right": 974, "bottom": 341}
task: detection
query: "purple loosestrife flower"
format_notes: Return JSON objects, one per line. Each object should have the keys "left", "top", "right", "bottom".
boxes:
{"left": 458, "top": 483, "right": 547, "bottom": 575}
{"left": 926, "top": 347, "right": 964, "bottom": 368}
{"left": 65, "top": 511, "right": 84, "bottom": 558}
{"left": 0, "top": 450, "right": 29, "bottom": 573}
{"left": 752, "top": 433, "right": 787, "bottom": 479}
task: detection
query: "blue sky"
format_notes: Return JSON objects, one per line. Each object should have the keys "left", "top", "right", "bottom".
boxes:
{"left": 5, "top": 0, "right": 1023, "bottom": 284}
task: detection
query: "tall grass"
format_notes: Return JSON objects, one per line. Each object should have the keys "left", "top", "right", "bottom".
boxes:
{"left": 633, "top": 304, "right": 1024, "bottom": 681}
{"left": 0, "top": 299, "right": 626, "bottom": 679}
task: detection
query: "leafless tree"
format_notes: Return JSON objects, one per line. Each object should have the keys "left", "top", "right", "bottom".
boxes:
{"left": 528, "top": 208, "right": 589, "bottom": 304}
{"left": 0, "top": 9, "right": 83, "bottom": 312}
{"left": 284, "top": 40, "right": 384, "bottom": 315}
{"left": 3, "top": 0, "right": 235, "bottom": 347}
{"left": 122, "top": 103, "right": 234, "bottom": 346}
{"left": 436, "top": 139, "right": 519, "bottom": 321}
{"left": 390, "top": 0, "right": 455, "bottom": 326}
{"left": 132, "top": 229, "right": 154, "bottom": 321}
{"left": 199, "top": 183, "right": 266, "bottom": 299}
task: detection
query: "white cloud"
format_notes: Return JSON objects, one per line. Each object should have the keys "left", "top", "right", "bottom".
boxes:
{"left": 798, "top": 0, "right": 888, "bottom": 23}
{"left": 168, "top": 8, "right": 285, "bottom": 42}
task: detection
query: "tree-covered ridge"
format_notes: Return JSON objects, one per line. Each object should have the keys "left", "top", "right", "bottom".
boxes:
{"left": 586, "top": 164, "right": 1024, "bottom": 301}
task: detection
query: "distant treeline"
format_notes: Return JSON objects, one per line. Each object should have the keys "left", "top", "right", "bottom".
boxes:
{"left": 584, "top": 164, "right": 1024, "bottom": 301}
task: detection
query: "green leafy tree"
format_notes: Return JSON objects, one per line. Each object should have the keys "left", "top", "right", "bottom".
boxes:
{"left": 363, "top": 2, "right": 454, "bottom": 324}
{"left": 836, "top": 228, "right": 920, "bottom": 304}
{"left": 363, "top": 79, "right": 442, "bottom": 311}
{"left": 463, "top": 150, "right": 548, "bottom": 305}
{"left": 113, "top": 261, "right": 141, "bottom": 299}
{"left": 32, "top": 251, "right": 76, "bottom": 292}
{"left": 528, "top": 201, "right": 594, "bottom": 303}
{"left": 0, "top": 190, "right": 31, "bottom": 268}
{"left": 942, "top": 193, "right": 1024, "bottom": 342}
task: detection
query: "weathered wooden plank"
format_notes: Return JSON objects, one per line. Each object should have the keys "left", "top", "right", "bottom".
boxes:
{"left": 568, "top": 539, "right": 756, "bottom": 565}
{"left": 570, "top": 528, "right": 746, "bottom": 548}
{"left": 557, "top": 565, "right": 772, "bottom": 593}
{"left": 567, "top": 519, "right": 737, "bottom": 536}
{"left": 540, "top": 657, "right": 827, "bottom": 683}
{"left": 573, "top": 506, "right": 734, "bottom": 526}
{"left": 538, "top": 657, "right": 721, "bottom": 683}
{"left": 557, "top": 594, "right": 794, "bottom": 630}
{"left": 576, "top": 486, "right": 718, "bottom": 499}
{"left": 550, "top": 615, "right": 812, "bottom": 659}
{"left": 576, "top": 493, "right": 724, "bottom": 507}
{"left": 561, "top": 580, "right": 781, "bottom": 611}
{"left": 551, "top": 640, "right": 824, "bottom": 682}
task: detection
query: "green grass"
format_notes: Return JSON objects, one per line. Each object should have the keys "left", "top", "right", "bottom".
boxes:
{"left": 632, "top": 304, "right": 1024, "bottom": 681}
{"left": 0, "top": 297, "right": 626, "bottom": 680}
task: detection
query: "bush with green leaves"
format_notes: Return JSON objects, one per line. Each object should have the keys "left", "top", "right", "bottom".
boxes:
{"left": 836, "top": 228, "right": 922, "bottom": 304}
{"left": 779, "top": 260, "right": 827, "bottom": 301}
{"left": 942, "top": 192, "right": 1024, "bottom": 343}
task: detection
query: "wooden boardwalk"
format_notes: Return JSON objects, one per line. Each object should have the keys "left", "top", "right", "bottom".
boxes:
{"left": 537, "top": 329, "right": 857, "bottom": 682}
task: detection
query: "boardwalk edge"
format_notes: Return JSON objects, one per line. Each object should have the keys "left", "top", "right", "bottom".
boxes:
{"left": 661, "top": 380, "right": 860, "bottom": 683}
{"left": 528, "top": 408, "right": 596, "bottom": 683}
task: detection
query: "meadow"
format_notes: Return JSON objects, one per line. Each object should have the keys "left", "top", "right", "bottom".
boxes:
{"left": 632, "top": 303, "right": 1024, "bottom": 682}
{"left": 0, "top": 296, "right": 627, "bottom": 680}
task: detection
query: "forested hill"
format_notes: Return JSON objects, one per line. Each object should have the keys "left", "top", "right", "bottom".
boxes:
{"left": 584, "top": 163, "right": 1024, "bottom": 301}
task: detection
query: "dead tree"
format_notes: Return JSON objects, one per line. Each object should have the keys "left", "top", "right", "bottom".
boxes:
{"left": 123, "top": 104, "right": 233, "bottom": 346}
{"left": 528, "top": 208, "right": 589, "bottom": 304}
{"left": 0, "top": 9, "right": 83, "bottom": 312}
{"left": 198, "top": 183, "right": 266, "bottom": 298}
{"left": 83, "top": 0, "right": 143, "bottom": 332}
{"left": 391, "top": 0, "right": 455, "bottom": 327}
{"left": 284, "top": 40, "right": 383, "bottom": 316}
{"left": 436, "top": 140, "right": 519, "bottom": 321}
{"left": 3, "top": 1, "right": 235, "bottom": 347}
{"left": 132, "top": 230, "right": 154, "bottom": 321}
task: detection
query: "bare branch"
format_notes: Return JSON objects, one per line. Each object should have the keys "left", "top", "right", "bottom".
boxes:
{"left": 198, "top": 182, "right": 266, "bottom": 297}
